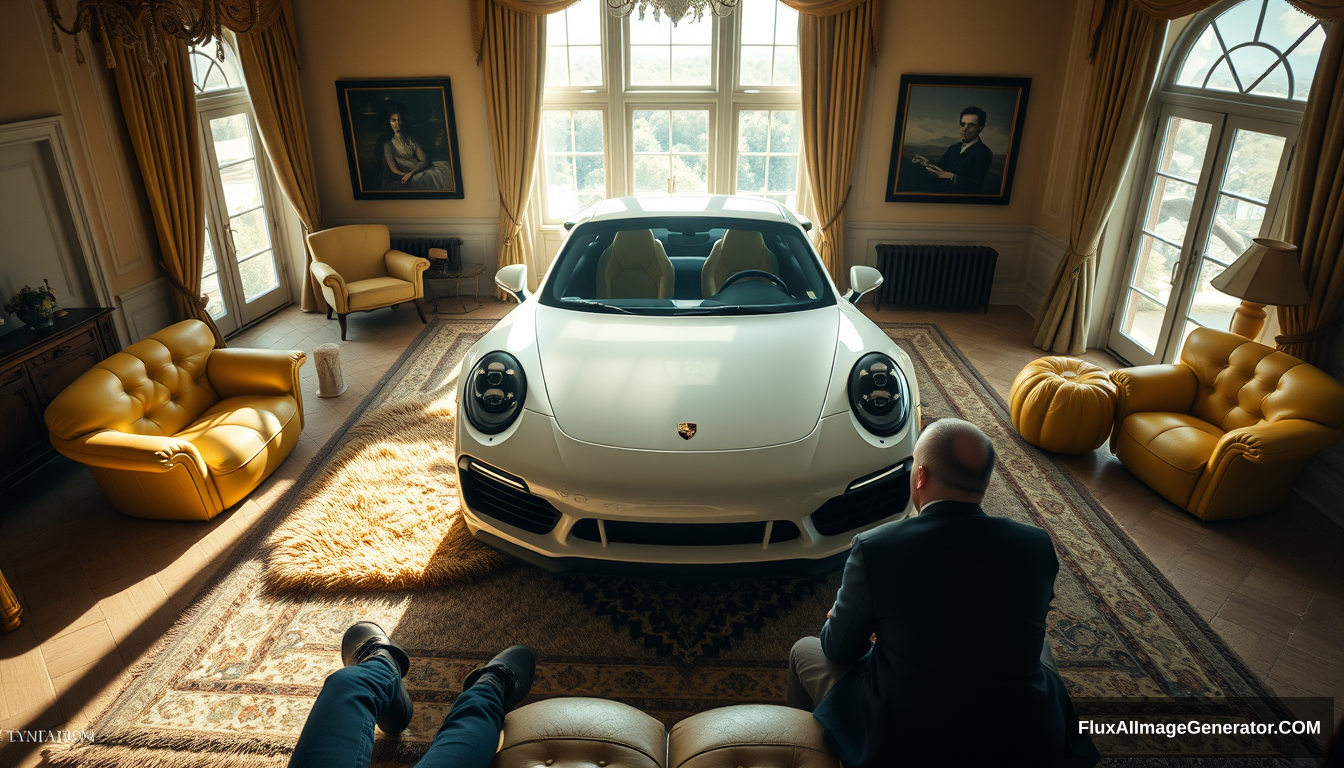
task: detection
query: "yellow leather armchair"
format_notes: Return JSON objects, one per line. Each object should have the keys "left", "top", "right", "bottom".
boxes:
{"left": 307, "top": 224, "right": 429, "bottom": 340}
{"left": 1110, "top": 327, "right": 1344, "bottom": 520}
{"left": 44, "top": 320, "right": 306, "bottom": 521}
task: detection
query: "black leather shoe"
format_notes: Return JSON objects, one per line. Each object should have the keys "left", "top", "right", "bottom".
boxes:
{"left": 340, "top": 622, "right": 413, "bottom": 734}
{"left": 462, "top": 645, "right": 535, "bottom": 711}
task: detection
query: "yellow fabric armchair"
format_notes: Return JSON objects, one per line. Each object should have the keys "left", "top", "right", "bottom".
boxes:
{"left": 44, "top": 320, "right": 306, "bottom": 521}
{"left": 307, "top": 224, "right": 429, "bottom": 339}
{"left": 1109, "top": 327, "right": 1344, "bottom": 520}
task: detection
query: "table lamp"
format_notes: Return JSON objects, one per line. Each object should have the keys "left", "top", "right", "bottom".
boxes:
{"left": 1210, "top": 237, "right": 1309, "bottom": 340}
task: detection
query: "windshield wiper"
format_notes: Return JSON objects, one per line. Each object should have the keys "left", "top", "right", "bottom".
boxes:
{"left": 670, "top": 305, "right": 794, "bottom": 316}
{"left": 561, "top": 299, "right": 638, "bottom": 315}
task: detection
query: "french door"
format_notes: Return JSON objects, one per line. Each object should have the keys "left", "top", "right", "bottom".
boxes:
{"left": 1108, "top": 104, "right": 1296, "bottom": 366}
{"left": 197, "top": 97, "right": 290, "bottom": 336}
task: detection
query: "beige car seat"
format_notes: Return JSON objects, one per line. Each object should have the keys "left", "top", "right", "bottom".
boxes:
{"left": 596, "top": 229, "right": 675, "bottom": 299}
{"left": 700, "top": 229, "right": 781, "bottom": 297}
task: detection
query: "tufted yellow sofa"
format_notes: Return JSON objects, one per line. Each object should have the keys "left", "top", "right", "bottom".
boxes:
{"left": 44, "top": 320, "right": 306, "bottom": 521}
{"left": 308, "top": 224, "right": 430, "bottom": 340}
{"left": 1110, "top": 327, "right": 1344, "bottom": 520}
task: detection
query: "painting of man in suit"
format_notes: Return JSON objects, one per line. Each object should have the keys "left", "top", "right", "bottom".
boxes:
{"left": 887, "top": 76, "right": 1031, "bottom": 205}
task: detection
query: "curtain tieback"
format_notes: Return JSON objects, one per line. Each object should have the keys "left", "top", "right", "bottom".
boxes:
{"left": 499, "top": 196, "right": 523, "bottom": 248}
{"left": 1275, "top": 327, "right": 1330, "bottom": 346}
{"left": 819, "top": 185, "right": 853, "bottom": 238}
{"left": 159, "top": 260, "right": 209, "bottom": 310}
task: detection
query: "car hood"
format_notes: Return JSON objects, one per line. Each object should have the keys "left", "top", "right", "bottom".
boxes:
{"left": 535, "top": 305, "right": 839, "bottom": 450}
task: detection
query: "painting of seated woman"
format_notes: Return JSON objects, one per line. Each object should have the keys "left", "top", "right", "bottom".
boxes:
{"left": 336, "top": 78, "right": 465, "bottom": 200}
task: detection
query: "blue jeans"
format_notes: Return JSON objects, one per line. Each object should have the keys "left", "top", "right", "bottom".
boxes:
{"left": 289, "top": 655, "right": 504, "bottom": 768}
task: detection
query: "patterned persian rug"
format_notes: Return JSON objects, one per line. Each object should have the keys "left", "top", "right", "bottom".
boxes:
{"left": 51, "top": 320, "right": 1300, "bottom": 767}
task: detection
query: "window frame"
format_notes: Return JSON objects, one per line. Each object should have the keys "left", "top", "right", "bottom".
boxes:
{"left": 537, "top": 1, "right": 803, "bottom": 225}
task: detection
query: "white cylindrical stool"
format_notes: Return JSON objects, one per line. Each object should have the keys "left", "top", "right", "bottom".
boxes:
{"left": 314, "top": 343, "right": 348, "bottom": 398}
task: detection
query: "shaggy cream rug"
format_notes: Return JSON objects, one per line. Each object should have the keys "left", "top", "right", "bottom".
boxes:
{"left": 264, "top": 388, "right": 509, "bottom": 591}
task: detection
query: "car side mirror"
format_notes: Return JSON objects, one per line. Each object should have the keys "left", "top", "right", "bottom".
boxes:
{"left": 847, "top": 266, "right": 884, "bottom": 306}
{"left": 495, "top": 264, "right": 529, "bottom": 303}
{"left": 796, "top": 215, "right": 813, "bottom": 232}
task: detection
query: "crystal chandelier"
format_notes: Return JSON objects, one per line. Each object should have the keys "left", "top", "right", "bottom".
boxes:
{"left": 43, "top": 0, "right": 264, "bottom": 71}
{"left": 606, "top": 0, "right": 738, "bottom": 25}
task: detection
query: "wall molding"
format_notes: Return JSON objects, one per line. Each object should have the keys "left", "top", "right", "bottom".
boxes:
{"left": 115, "top": 276, "right": 173, "bottom": 343}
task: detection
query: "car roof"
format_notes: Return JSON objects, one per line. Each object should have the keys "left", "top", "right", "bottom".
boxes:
{"left": 570, "top": 195, "right": 799, "bottom": 227}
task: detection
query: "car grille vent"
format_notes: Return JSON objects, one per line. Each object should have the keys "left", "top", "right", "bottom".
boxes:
{"left": 460, "top": 459, "right": 560, "bottom": 535}
{"left": 571, "top": 519, "right": 802, "bottom": 547}
{"left": 811, "top": 463, "right": 912, "bottom": 536}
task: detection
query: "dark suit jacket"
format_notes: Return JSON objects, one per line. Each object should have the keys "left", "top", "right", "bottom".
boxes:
{"left": 935, "top": 140, "right": 993, "bottom": 194}
{"left": 813, "top": 500, "right": 1097, "bottom": 767}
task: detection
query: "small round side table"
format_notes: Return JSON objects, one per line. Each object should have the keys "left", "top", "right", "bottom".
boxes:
{"left": 1010, "top": 357, "right": 1117, "bottom": 454}
{"left": 425, "top": 263, "right": 486, "bottom": 314}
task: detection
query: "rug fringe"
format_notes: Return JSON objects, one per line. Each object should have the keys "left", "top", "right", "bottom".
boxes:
{"left": 46, "top": 743, "right": 290, "bottom": 768}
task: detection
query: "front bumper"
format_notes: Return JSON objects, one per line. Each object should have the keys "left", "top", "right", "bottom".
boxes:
{"left": 455, "top": 408, "right": 916, "bottom": 571}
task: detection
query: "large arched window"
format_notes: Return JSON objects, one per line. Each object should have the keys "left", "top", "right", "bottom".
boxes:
{"left": 1107, "top": 0, "right": 1323, "bottom": 366}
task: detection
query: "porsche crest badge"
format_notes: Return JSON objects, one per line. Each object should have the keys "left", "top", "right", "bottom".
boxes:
{"left": 677, "top": 422, "right": 697, "bottom": 440}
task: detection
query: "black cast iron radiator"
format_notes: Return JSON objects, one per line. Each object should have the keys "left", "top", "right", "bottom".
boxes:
{"left": 390, "top": 236, "right": 463, "bottom": 271}
{"left": 873, "top": 244, "right": 998, "bottom": 314}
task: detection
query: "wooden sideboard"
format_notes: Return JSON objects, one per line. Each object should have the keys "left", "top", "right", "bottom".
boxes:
{"left": 0, "top": 307, "right": 120, "bottom": 491}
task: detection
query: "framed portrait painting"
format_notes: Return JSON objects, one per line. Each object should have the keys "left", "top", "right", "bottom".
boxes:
{"left": 336, "top": 78, "right": 465, "bottom": 200}
{"left": 885, "top": 75, "right": 1031, "bottom": 205}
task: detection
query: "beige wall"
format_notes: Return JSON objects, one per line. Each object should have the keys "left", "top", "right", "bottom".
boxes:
{"left": 0, "top": 0, "right": 162, "bottom": 333}
{"left": 847, "top": 0, "right": 1086, "bottom": 238}
{"left": 293, "top": 0, "right": 499, "bottom": 223}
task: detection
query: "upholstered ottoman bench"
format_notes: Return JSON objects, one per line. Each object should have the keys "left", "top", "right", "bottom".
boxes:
{"left": 1010, "top": 356, "right": 1117, "bottom": 454}
{"left": 493, "top": 697, "right": 838, "bottom": 768}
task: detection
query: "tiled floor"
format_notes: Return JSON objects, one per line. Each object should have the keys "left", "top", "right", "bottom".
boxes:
{"left": 1, "top": 302, "right": 1341, "bottom": 766}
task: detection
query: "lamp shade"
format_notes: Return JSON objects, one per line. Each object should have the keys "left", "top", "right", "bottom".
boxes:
{"left": 1210, "top": 238, "right": 1310, "bottom": 306}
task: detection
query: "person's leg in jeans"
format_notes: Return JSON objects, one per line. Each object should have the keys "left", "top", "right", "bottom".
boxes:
{"left": 289, "top": 653, "right": 400, "bottom": 768}
{"left": 416, "top": 645, "right": 536, "bottom": 768}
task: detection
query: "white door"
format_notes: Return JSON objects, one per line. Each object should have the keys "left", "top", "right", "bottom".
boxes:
{"left": 1109, "top": 105, "right": 1295, "bottom": 365}
{"left": 198, "top": 98, "right": 290, "bottom": 335}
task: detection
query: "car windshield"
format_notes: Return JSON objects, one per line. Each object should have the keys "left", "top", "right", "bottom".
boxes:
{"left": 539, "top": 216, "right": 835, "bottom": 316}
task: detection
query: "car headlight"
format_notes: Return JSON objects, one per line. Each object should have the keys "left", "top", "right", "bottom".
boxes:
{"left": 848, "top": 352, "right": 910, "bottom": 436}
{"left": 465, "top": 351, "right": 527, "bottom": 434}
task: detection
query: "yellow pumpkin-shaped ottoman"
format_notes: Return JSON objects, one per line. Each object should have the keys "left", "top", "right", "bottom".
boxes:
{"left": 1010, "top": 357, "right": 1117, "bottom": 454}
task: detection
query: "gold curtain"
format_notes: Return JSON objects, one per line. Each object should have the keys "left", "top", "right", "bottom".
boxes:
{"left": 1032, "top": 0, "right": 1165, "bottom": 353}
{"left": 110, "top": 39, "right": 225, "bottom": 347}
{"left": 1277, "top": 23, "right": 1344, "bottom": 365}
{"left": 480, "top": 1, "right": 546, "bottom": 293}
{"left": 235, "top": 4, "right": 326, "bottom": 313}
{"left": 796, "top": 0, "right": 879, "bottom": 292}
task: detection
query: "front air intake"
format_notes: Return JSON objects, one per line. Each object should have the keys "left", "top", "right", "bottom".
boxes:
{"left": 810, "top": 463, "right": 912, "bottom": 536}
{"left": 459, "top": 459, "right": 560, "bottom": 535}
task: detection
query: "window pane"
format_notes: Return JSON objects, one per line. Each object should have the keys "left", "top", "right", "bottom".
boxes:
{"left": 739, "top": 46, "right": 774, "bottom": 86}
{"left": 1211, "top": 195, "right": 1267, "bottom": 256}
{"left": 1260, "top": 0, "right": 1314, "bottom": 53}
{"left": 1177, "top": 26, "right": 1219, "bottom": 87}
{"left": 634, "top": 155, "right": 670, "bottom": 192}
{"left": 775, "top": 3, "right": 799, "bottom": 43}
{"left": 633, "top": 110, "right": 670, "bottom": 152}
{"left": 202, "top": 224, "right": 218, "bottom": 277}
{"left": 1188, "top": 258, "right": 1236, "bottom": 331}
{"left": 1175, "top": 0, "right": 1322, "bottom": 101}
{"left": 1156, "top": 117, "right": 1211, "bottom": 181}
{"left": 1214, "top": 2, "right": 1261, "bottom": 47}
{"left": 671, "top": 46, "right": 712, "bottom": 85}
{"left": 767, "top": 155, "right": 797, "bottom": 192}
{"left": 568, "top": 0, "right": 602, "bottom": 45}
{"left": 569, "top": 46, "right": 603, "bottom": 86}
{"left": 770, "top": 110, "right": 800, "bottom": 152}
{"left": 576, "top": 155, "right": 605, "bottom": 191}
{"left": 737, "top": 154, "right": 766, "bottom": 192}
{"left": 201, "top": 272, "right": 227, "bottom": 320}
{"left": 1228, "top": 45, "right": 1280, "bottom": 91}
{"left": 230, "top": 207, "right": 271, "bottom": 259}
{"left": 574, "top": 111, "right": 604, "bottom": 152}
{"left": 547, "top": 154, "right": 576, "bottom": 191}
{"left": 544, "top": 112, "right": 573, "bottom": 152}
{"left": 210, "top": 114, "right": 254, "bottom": 165}
{"left": 1249, "top": 61, "right": 1290, "bottom": 98}
{"left": 740, "top": 0, "right": 775, "bottom": 45}
{"left": 1143, "top": 176, "right": 1199, "bottom": 244}
{"left": 1220, "top": 129, "right": 1285, "bottom": 202}
{"left": 1121, "top": 290, "right": 1165, "bottom": 354}
{"left": 1286, "top": 25, "right": 1325, "bottom": 100}
{"left": 239, "top": 251, "right": 279, "bottom": 302}
{"left": 674, "top": 154, "right": 708, "bottom": 192}
{"left": 546, "top": 48, "right": 569, "bottom": 86}
{"left": 219, "top": 160, "right": 263, "bottom": 216}
{"left": 738, "top": 110, "right": 769, "bottom": 153}
{"left": 1133, "top": 236, "right": 1181, "bottom": 298}
{"left": 631, "top": 45, "right": 670, "bottom": 84}
{"left": 773, "top": 46, "right": 800, "bottom": 85}
{"left": 671, "top": 111, "right": 708, "bottom": 152}
{"left": 629, "top": 14, "right": 670, "bottom": 44}
{"left": 671, "top": 18, "right": 712, "bottom": 45}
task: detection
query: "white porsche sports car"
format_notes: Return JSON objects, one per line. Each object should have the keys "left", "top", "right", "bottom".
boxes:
{"left": 454, "top": 195, "right": 920, "bottom": 575}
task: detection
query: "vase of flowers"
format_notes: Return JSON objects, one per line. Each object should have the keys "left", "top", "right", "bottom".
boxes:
{"left": 4, "top": 280, "right": 60, "bottom": 330}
